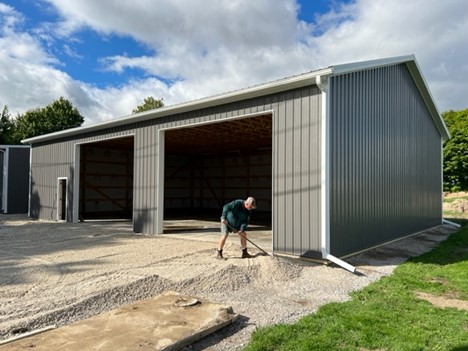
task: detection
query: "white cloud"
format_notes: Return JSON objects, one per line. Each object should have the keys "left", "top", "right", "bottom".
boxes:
{"left": 1, "top": 0, "right": 468, "bottom": 126}
{"left": 46, "top": 0, "right": 300, "bottom": 50}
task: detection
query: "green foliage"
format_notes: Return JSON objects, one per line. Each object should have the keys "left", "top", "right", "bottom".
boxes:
{"left": 443, "top": 108, "right": 468, "bottom": 192}
{"left": 244, "top": 228, "right": 468, "bottom": 351}
{"left": 13, "top": 97, "right": 84, "bottom": 142}
{"left": 132, "top": 96, "right": 164, "bottom": 114}
{"left": 0, "top": 105, "right": 17, "bottom": 144}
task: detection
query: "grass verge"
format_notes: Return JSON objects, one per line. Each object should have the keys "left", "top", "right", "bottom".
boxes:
{"left": 244, "top": 227, "right": 468, "bottom": 351}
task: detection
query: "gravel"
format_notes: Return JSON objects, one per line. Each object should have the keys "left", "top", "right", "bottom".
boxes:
{"left": 0, "top": 215, "right": 457, "bottom": 350}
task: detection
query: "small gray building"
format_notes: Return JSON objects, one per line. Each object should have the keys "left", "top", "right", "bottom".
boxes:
{"left": 23, "top": 55, "right": 449, "bottom": 269}
{"left": 0, "top": 145, "right": 30, "bottom": 214}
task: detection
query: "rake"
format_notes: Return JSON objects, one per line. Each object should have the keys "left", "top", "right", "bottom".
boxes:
{"left": 225, "top": 222, "right": 269, "bottom": 256}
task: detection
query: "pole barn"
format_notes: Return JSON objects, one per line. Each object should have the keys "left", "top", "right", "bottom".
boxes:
{"left": 0, "top": 145, "right": 30, "bottom": 214}
{"left": 23, "top": 55, "right": 450, "bottom": 269}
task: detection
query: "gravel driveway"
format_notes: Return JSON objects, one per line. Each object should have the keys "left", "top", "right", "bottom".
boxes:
{"left": 0, "top": 214, "right": 457, "bottom": 350}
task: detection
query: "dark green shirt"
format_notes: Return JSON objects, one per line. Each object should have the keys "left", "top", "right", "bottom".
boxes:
{"left": 221, "top": 199, "right": 251, "bottom": 232}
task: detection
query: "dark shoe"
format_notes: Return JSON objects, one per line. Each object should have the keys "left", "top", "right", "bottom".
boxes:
{"left": 216, "top": 249, "right": 225, "bottom": 260}
{"left": 241, "top": 248, "right": 252, "bottom": 258}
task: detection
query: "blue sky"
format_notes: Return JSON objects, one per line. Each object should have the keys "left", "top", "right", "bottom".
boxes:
{"left": 1, "top": 0, "right": 467, "bottom": 125}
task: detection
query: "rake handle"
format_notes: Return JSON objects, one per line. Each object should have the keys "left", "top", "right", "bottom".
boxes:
{"left": 225, "top": 222, "right": 269, "bottom": 256}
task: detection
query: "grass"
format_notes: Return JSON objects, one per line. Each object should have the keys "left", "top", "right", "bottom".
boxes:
{"left": 443, "top": 196, "right": 468, "bottom": 204}
{"left": 243, "top": 226, "right": 468, "bottom": 351}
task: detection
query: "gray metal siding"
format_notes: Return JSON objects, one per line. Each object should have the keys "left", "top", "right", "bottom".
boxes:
{"left": 30, "top": 141, "right": 75, "bottom": 219}
{"left": 273, "top": 87, "right": 322, "bottom": 256}
{"left": 29, "top": 87, "right": 323, "bottom": 256}
{"left": 6, "top": 148, "right": 30, "bottom": 213}
{"left": 30, "top": 129, "right": 135, "bottom": 220}
{"left": 329, "top": 64, "right": 443, "bottom": 257}
{"left": 133, "top": 87, "right": 322, "bottom": 240}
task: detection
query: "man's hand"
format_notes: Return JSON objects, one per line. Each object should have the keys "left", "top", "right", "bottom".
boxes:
{"left": 221, "top": 219, "right": 227, "bottom": 224}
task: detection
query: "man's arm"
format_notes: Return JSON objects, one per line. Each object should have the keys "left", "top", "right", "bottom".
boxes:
{"left": 221, "top": 201, "right": 234, "bottom": 221}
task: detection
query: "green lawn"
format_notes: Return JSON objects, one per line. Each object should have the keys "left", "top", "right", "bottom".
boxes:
{"left": 244, "top": 226, "right": 468, "bottom": 351}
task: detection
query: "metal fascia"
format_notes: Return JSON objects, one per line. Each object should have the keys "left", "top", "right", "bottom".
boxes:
{"left": 22, "top": 68, "right": 332, "bottom": 145}
{"left": 331, "top": 54, "right": 416, "bottom": 76}
{"left": 404, "top": 59, "right": 450, "bottom": 141}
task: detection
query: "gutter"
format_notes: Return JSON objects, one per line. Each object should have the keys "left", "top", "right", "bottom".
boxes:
{"left": 317, "top": 73, "right": 357, "bottom": 274}
{"left": 22, "top": 67, "right": 332, "bottom": 145}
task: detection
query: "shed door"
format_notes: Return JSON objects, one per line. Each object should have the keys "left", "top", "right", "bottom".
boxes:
{"left": 0, "top": 151, "right": 3, "bottom": 212}
{"left": 58, "top": 178, "right": 67, "bottom": 221}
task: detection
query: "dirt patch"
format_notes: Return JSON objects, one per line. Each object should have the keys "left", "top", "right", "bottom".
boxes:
{"left": 416, "top": 292, "right": 468, "bottom": 311}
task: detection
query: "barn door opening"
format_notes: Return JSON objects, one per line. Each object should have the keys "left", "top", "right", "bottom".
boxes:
{"left": 162, "top": 113, "right": 273, "bottom": 226}
{"left": 57, "top": 177, "right": 67, "bottom": 221}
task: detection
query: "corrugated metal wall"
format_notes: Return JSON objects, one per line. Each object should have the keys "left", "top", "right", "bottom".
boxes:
{"left": 273, "top": 87, "right": 322, "bottom": 257}
{"left": 132, "top": 86, "right": 323, "bottom": 242}
{"left": 30, "top": 129, "right": 136, "bottom": 220}
{"left": 6, "top": 147, "right": 30, "bottom": 213}
{"left": 329, "top": 64, "right": 443, "bottom": 257}
{"left": 29, "top": 86, "right": 323, "bottom": 256}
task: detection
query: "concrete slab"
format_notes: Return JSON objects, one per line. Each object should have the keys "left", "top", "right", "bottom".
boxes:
{"left": 0, "top": 291, "right": 238, "bottom": 351}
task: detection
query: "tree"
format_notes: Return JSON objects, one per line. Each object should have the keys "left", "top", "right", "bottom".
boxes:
{"left": 14, "top": 97, "right": 84, "bottom": 142}
{"left": 0, "top": 105, "right": 16, "bottom": 144}
{"left": 132, "top": 96, "right": 164, "bottom": 114}
{"left": 443, "top": 108, "right": 468, "bottom": 192}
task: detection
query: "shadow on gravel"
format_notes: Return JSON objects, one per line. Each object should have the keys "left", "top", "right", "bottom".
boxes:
{"left": 184, "top": 315, "right": 251, "bottom": 351}
{"left": 0, "top": 215, "right": 137, "bottom": 286}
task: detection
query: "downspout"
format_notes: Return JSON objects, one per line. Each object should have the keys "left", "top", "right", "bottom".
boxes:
{"left": 317, "top": 74, "right": 357, "bottom": 274}
{"left": 27, "top": 145, "right": 32, "bottom": 218}
{"left": 443, "top": 219, "right": 461, "bottom": 228}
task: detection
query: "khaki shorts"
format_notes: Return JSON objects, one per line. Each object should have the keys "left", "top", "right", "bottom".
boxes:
{"left": 220, "top": 223, "right": 233, "bottom": 236}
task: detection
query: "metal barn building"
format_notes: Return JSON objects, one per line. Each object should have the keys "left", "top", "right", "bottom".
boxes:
{"left": 1, "top": 145, "right": 30, "bottom": 214}
{"left": 23, "top": 55, "right": 449, "bottom": 268}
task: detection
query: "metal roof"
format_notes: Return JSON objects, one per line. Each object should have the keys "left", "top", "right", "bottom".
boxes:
{"left": 22, "top": 54, "right": 449, "bottom": 144}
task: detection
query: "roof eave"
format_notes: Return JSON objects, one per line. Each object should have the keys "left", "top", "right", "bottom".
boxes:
{"left": 22, "top": 67, "right": 332, "bottom": 145}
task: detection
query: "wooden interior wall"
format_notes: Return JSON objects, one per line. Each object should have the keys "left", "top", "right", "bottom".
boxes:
{"left": 80, "top": 143, "right": 134, "bottom": 219}
{"left": 164, "top": 149, "right": 272, "bottom": 218}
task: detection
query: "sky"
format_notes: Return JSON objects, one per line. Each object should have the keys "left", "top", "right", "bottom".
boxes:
{"left": 0, "top": 0, "right": 467, "bottom": 126}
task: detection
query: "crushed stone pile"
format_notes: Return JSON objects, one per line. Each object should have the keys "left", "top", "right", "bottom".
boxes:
{"left": 0, "top": 216, "right": 456, "bottom": 351}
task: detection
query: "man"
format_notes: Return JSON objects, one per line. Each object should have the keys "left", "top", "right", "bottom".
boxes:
{"left": 217, "top": 196, "right": 257, "bottom": 259}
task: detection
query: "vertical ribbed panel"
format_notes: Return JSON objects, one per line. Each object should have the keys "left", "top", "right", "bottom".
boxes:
{"left": 6, "top": 148, "right": 30, "bottom": 213}
{"left": 31, "top": 141, "right": 75, "bottom": 220}
{"left": 273, "top": 87, "right": 322, "bottom": 256}
{"left": 133, "top": 124, "right": 158, "bottom": 233}
{"left": 329, "top": 64, "right": 442, "bottom": 256}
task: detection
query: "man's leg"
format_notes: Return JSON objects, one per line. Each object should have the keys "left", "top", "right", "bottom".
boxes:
{"left": 217, "top": 223, "right": 229, "bottom": 259}
{"left": 239, "top": 231, "right": 247, "bottom": 248}
{"left": 218, "top": 234, "right": 228, "bottom": 251}
{"left": 239, "top": 231, "right": 252, "bottom": 258}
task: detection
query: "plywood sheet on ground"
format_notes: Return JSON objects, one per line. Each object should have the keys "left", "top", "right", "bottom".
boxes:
{"left": 0, "top": 291, "right": 237, "bottom": 351}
